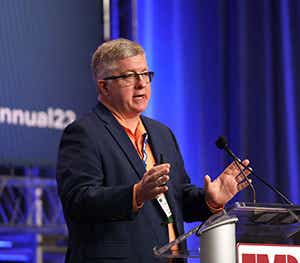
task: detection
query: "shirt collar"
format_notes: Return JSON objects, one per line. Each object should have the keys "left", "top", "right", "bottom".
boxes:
{"left": 100, "top": 100, "right": 147, "bottom": 138}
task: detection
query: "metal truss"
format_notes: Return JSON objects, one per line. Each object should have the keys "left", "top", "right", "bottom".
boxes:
{"left": 0, "top": 175, "right": 66, "bottom": 235}
{"left": 0, "top": 175, "right": 67, "bottom": 262}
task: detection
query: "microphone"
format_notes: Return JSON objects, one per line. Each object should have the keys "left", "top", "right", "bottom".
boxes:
{"left": 216, "top": 136, "right": 240, "bottom": 161}
{"left": 216, "top": 136, "right": 294, "bottom": 206}
{"left": 216, "top": 136, "right": 256, "bottom": 203}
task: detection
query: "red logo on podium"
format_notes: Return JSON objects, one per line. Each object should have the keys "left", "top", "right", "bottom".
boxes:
{"left": 237, "top": 243, "right": 300, "bottom": 263}
{"left": 242, "top": 253, "right": 298, "bottom": 263}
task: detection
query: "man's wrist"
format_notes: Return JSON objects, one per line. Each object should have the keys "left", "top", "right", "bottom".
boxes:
{"left": 205, "top": 198, "right": 224, "bottom": 213}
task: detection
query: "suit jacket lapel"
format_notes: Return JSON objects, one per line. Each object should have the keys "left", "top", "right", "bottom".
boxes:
{"left": 94, "top": 103, "right": 181, "bottom": 242}
{"left": 93, "top": 103, "right": 146, "bottom": 180}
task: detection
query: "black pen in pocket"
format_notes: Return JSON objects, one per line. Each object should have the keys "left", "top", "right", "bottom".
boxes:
{"left": 158, "top": 153, "right": 167, "bottom": 186}
{"left": 159, "top": 153, "right": 164, "bottom": 165}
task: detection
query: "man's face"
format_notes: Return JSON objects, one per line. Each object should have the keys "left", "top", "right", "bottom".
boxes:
{"left": 100, "top": 54, "right": 151, "bottom": 118}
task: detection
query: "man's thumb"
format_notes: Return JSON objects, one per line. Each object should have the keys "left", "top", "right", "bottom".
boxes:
{"left": 204, "top": 174, "right": 211, "bottom": 190}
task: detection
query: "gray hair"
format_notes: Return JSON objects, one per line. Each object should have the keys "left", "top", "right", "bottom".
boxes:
{"left": 91, "top": 38, "right": 145, "bottom": 80}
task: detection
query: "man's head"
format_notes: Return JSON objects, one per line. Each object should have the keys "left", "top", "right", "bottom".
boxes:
{"left": 91, "top": 38, "right": 153, "bottom": 119}
{"left": 92, "top": 38, "right": 145, "bottom": 81}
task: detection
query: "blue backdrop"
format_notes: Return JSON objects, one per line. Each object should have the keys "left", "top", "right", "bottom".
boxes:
{"left": 135, "top": 0, "right": 300, "bottom": 254}
{"left": 136, "top": 0, "right": 300, "bottom": 207}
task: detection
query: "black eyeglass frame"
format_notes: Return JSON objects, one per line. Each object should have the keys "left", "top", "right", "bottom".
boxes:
{"left": 103, "top": 71, "right": 154, "bottom": 82}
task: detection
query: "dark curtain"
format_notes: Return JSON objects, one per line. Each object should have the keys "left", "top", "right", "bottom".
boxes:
{"left": 219, "top": 0, "right": 300, "bottom": 204}
{"left": 132, "top": 0, "right": 300, "bottom": 255}
{"left": 136, "top": 0, "right": 300, "bottom": 206}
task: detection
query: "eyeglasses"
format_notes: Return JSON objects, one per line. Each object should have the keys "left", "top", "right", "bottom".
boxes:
{"left": 103, "top": 71, "right": 154, "bottom": 85}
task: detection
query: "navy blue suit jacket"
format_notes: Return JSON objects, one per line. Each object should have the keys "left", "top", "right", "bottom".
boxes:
{"left": 56, "top": 102, "right": 212, "bottom": 263}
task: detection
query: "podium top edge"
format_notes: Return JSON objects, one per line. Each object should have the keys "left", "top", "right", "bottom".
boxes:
{"left": 232, "top": 202, "right": 300, "bottom": 210}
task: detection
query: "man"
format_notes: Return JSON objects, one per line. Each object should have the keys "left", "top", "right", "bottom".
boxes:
{"left": 56, "top": 38, "right": 250, "bottom": 263}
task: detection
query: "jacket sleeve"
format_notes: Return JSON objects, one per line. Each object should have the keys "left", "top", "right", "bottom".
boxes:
{"left": 56, "top": 122, "right": 137, "bottom": 223}
{"left": 168, "top": 128, "right": 212, "bottom": 222}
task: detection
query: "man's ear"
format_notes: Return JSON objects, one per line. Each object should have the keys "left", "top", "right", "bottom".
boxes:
{"left": 97, "top": 80, "right": 109, "bottom": 96}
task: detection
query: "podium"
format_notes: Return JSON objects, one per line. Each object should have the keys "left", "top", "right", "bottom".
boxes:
{"left": 154, "top": 202, "right": 300, "bottom": 262}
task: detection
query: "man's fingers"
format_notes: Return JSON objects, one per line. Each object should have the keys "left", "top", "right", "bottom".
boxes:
{"left": 241, "top": 159, "right": 250, "bottom": 167}
{"left": 235, "top": 166, "right": 252, "bottom": 183}
{"left": 228, "top": 159, "right": 252, "bottom": 176}
{"left": 142, "top": 185, "right": 169, "bottom": 201}
{"left": 231, "top": 158, "right": 249, "bottom": 168}
{"left": 156, "top": 175, "right": 169, "bottom": 186}
{"left": 139, "top": 165, "right": 171, "bottom": 201}
{"left": 237, "top": 178, "right": 252, "bottom": 191}
{"left": 147, "top": 175, "right": 170, "bottom": 189}
{"left": 153, "top": 185, "right": 168, "bottom": 196}
{"left": 145, "top": 163, "right": 170, "bottom": 178}
{"left": 143, "top": 165, "right": 170, "bottom": 187}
